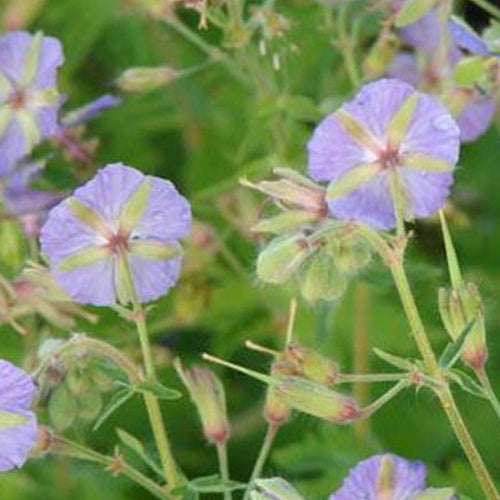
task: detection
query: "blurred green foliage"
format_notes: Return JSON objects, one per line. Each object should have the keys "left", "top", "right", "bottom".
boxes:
{"left": 0, "top": 0, "right": 499, "bottom": 498}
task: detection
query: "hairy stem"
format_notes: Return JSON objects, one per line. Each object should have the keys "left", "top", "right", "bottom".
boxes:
{"left": 217, "top": 442, "right": 232, "bottom": 500}
{"left": 243, "top": 425, "right": 278, "bottom": 500}
{"left": 54, "top": 436, "right": 168, "bottom": 499}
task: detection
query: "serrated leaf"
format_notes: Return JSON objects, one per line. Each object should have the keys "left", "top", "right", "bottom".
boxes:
{"left": 116, "top": 428, "right": 164, "bottom": 478}
{"left": 373, "top": 348, "right": 415, "bottom": 370}
{"left": 135, "top": 381, "right": 182, "bottom": 400}
{"left": 93, "top": 387, "right": 134, "bottom": 431}
{"left": 439, "top": 318, "right": 476, "bottom": 369}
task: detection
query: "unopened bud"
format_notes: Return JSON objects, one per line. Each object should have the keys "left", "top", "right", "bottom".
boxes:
{"left": 285, "top": 343, "right": 339, "bottom": 385}
{"left": 299, "top": 251, "right": 347, "bottom": 302}
{"left": 253, "top": 210, "right": 319, "bottom": 235}
{"left": 251, "top": 477, "right": 305, "bottom": 500}
{"left": 256, "top": 233, "right": 312, "bottom": 284}
{"left": 264, "top": 360, "right": 292, "bottom": 427}
{"left": 438, "top": 283, "right": 487, "bottom": 370}
{"left": 174, "top": 360, "right": 231, "bottom": 444}
{"left": 329, "top": 237, "right": 371, "bottom": 273}
{"left": 116, "top": 66, "right": 177, "bottom": 93}
{"left": 274, "top": 376, "right": 359, "bottom": 424}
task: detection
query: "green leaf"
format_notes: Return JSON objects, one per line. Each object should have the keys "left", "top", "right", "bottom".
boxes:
{"left": 49, "top": 384, "right": 78, "bottom": 432}
{"left": 439, "top": 318, "right": 476, "bottom": 369}
{"left": 439, "top": 211, "right": 464, "bottom": 290}
{"left": 116, "top": 428, "right": 164, "bottom": 478}
{"left": 93, "top": 387, "right": 135, "bottom": 431}
{"left": 373, "top": 348, "right": 415, "bottom": 371}
{"left": 135, "top": 381, "right": 182, "bottom": 400}
{"left": 187, "top": 475, "right": 246, "bottom": 493}
{"left": 448, "top": 369, "right": 486, "bottom": 399}
{"left": 395, "top": 0, "right": 436, "bottom": 27}
{"left": 280, "top": 95, "right": 321, "bottom": 122}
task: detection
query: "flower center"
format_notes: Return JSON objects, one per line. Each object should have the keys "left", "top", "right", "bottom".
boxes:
{"left": 378, "top": 146, "right": 400, "bottom": 170}
{"left": 7, "top": 89, "right": 27, "bottom": 110}
{"left": 106, "top": 231, "right": 130, "bottom": 255}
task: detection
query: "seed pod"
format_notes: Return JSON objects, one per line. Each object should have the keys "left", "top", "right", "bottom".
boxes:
{"left": 285, "top": 343, "right": 339, "bottom": 385}
{"left": 274, "top": 376, "right": 358, "bottom": 424}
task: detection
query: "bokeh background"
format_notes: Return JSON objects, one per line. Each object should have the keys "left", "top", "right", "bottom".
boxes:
{"left": 0, "top": 0, "right": 499, "bottom": 498}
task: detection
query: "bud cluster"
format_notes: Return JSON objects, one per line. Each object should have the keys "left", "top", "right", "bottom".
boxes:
{"left": 243, "top": 168, "right": 372, "bottom": 302}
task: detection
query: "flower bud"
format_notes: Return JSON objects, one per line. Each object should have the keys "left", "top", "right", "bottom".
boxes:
{"left": 264, "top": 360, "right": 292, "bottom": 427}
{"left": 438, "top": 283, "right": 487, "bottom": 370}
{"left": 257, "top": 233, "right": 312, "bottom": 284}
{"left": 328, "top": 237, "right": 371, "bottom": 273}
{"left": 251, "top": 477, "right": 305, "bottom": 500}
{"left": 274, "top": 376, "right": 358, "bottom": 424}
{"left": 285, "top": 343, "right": 339, "bottom": 385}
{"left": 299, "top": 251, "right": 347, "bottom": 302}
{"left": 116, "top": 66, "right": 177, "bottom": 93}
{"left": 174, "top": 360, "right": 231, "bottom": 444}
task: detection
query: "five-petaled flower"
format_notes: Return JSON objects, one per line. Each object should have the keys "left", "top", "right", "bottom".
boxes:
{"left": 0, "top": 359, "right": 37, "bottom": 471}
{"left": 307, "top": 78, "right": 460, "bottom": 229}
{"left": 40, "top": 163, "right": 192, "bottom": 306}
{"left": 329, "top": 454, "right": 455, "bottom": 500}
{"left": 0, "top": 31, "right": 63, "bottom": 174}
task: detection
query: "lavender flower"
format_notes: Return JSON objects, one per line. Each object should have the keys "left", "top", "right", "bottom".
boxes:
{"left": 307, "top": 79, "right": 460, "bottom": 229}
{"left": 0, "top": 359, "right": 37, "bottom": 471}
{"left": 329, "top": 454, "right": 455, "bottom": 500}
{"left": 0, "top": 31, "right": 64, "bottom": 174}
{"left": 1, "top": 160, "right": 62, "bottom": 237}
{"left": 40, "top": 163, "right": 192, "bottom": 306}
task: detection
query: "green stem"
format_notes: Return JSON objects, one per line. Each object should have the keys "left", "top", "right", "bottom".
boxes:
{"left": 390, "top": 259, "right": 499, "bottom": 499}
{"left": 120, "top": 257, "right": 182, "bottom": 491}
{"left": 353, "top": 282, "right": 370, "bottom": 439}
{"left": 359, "top": 380, "right": 409, "bottom": 418}
{"left": 337, "top": 4, "right": 360, "bottom": 88}
{"left": 243, "top": 425, "right": 278, "bottom": 500}
{"left": 469, "top": 0, "right": 500, "bottom": 20}
{"left": 163, "top": 16, "right": 248, "bottom": 85}
{"left": 54, "top": 436, "right": 168, "bottom": 499}
{"left": 216, "top": 442, "right": 232, "bottom": 500}
{"left": 338, "top": 372, "right": 408, "bottom": 384}
{"left": 477, "top": 368, "right": 500, "bottom": 422}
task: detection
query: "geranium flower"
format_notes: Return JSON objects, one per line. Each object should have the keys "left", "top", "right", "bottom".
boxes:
{"left": 329, "top": 454, "right": 455, "bottom": 500}
{"left": 0, "top": 359, "right": 37, "bottom": 471}
{"left": 40, "top": 163, "right": 192, "bottom": 306}
{"left": 0, "top": 31, "right": 64, "bottom": 173}
{"left": 307, "top": 78, "right": 460, "bottom": 229}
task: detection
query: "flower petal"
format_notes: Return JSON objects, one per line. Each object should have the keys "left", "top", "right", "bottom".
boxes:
{"left": 0, "top": 410, "right": 36, "bottom": 471}
{"left": 0, "top": 360, "right": 36, "bottom": 410}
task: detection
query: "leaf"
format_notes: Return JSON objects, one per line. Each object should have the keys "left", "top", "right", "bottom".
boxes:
{"left": 187, "top": 475, "right": 246, "bottom": 493}
{"left": 448, "top": 369, "right": 486, "bottom": 399}
{"left": 135, "top": 381, "right": 182, "bottom": 400}
{"left": 395, "top": 0, "right": 436, "bottom": 27}
{"left": 116, "top": 428, "right": 164, "bottom": 478}
{"left": 49, "top": 384, "right": 78, "bottom": 432}
{"left": 439, "top": 318, "right": 476, "bottom": 369}
{"left": 373, "top": 348, "right": 415, "bottom": 371}
{"left": 93, "top": 387, "right": 134, "bottom": 431}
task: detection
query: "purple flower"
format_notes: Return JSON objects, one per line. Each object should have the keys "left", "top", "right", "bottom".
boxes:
{"left": 40, "top": 163, "right": 192, "bottom": 306}
{"left": 0, "top": 359, "right": 37, "bottom": 471}
{"left": 307, "top": 79, "right": 460, "bottom": 229}
{"left": 0, "top": 31, "right": 64, "bottom": 174}
{"left": 329, "top": 454, "right": 455, "bottom": 500}
{"left": 2, "top": 160, "right": 63, "bottom": 237}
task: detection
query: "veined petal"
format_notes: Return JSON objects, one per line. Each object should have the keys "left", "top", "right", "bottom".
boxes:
{"left": 337, "top": 110, "right": 382, "bottom": 154}
{"left": 129, "top": 240, "right": 180, "bottom": 260}
{"left": 387, "top": 93, "right": 419, "bottom": 146}
{"left": 118, "top": 178, "right": 153, "bottom": 233}
{"left": 326, "top": 163, "right": 380, "bottom": 201}
{"left": 0, "top": 409, "right": 29, "bottom": 429}
{"left": 67, "top": 197, "right": 111, "bottom": 237}
{"left": 57, "top": 246, "right": 110, "bottom": 272}
{"left": 21, "top": 31, "right": 43, "bottom": 87}
{"left": 404, "top": 153, "right": 454, "bottom": 172}
{"left": 15, "top": 108, "right": 41, "bottom": 150}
